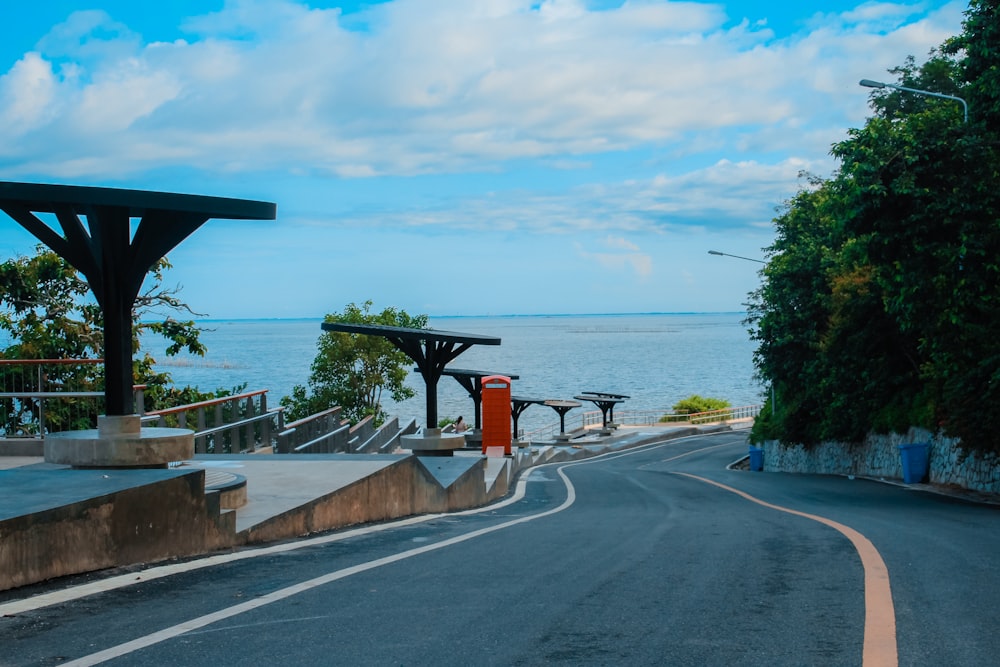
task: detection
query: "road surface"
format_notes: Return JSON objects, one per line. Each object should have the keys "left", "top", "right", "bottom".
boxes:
{"left": 3, "top": 430, "right": 999, "bottom": 666}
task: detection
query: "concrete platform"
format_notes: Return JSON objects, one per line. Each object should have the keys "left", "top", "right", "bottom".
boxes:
{"left": 0, "top": 462, "right": 199, "bottom": 521}
{"left": 175, "top": 455, "right": 406, "bottom": 534}
{"left": 0, "top": 423, "right": 723, "bottom": 592}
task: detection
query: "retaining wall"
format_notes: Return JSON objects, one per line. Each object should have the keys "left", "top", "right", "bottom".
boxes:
{"left": 763, "top": 429, "right": 1000, "bottom": 494}
{"left": 0, "top": 468, "right": 234, "bottom": 591}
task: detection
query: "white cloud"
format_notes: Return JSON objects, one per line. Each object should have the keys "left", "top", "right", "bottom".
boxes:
{"left": 0, "top": 0, "right": 966, "bottom": 230}
{"left": 602, "top": 235, "right": 640, "bottom": 252}
{"left": 278, "top": 156, "right": 821, "bottom": 237}
{"left": 0, "top": 53, "right": 58, "bottom": 136}
{"left": 0, "top": 0, "right": 956, "bottom": 174}
{"left": 576, "top": 237, "right": 654, "bottom": 280}
{"left": 35, "top": 10, "right": 141, "bottom": 62}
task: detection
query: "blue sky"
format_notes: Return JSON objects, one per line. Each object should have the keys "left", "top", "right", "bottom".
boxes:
{"left": 0, "top": 0, "right": 967, "bottom": 318}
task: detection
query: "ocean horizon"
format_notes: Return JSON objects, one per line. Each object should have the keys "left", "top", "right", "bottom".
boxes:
{"left": 140, "top": 312, "right": 762, "bottom": 436}
{"left": 160, "top": 310, "right": 748, "bottom": 323}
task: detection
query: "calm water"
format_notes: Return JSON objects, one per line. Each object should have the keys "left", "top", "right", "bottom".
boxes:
{"left": 139, "top": 313, "right": 763, "bottom": 434}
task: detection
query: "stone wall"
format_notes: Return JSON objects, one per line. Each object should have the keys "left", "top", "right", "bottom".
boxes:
{"left": 762, "top": 428, "right": 1000, "bottom": 494}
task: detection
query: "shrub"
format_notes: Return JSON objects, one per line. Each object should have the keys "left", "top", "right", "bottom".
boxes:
{"left": 672, "top": 394, "right": 731, "bottom": 414}
{"left": 660, "top": 394, "right": 731, "bottom": 422}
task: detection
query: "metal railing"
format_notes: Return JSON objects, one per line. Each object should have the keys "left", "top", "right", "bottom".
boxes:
{"left": 0, "top": 359, "right": 106, "bottom": 437}
{"left": 521, "top": 421, "right": 566, "bottom": 442}
{"left": 581, "top": 405, "right": 761, "bottom": 427}
{"left": 523, "top": 404, "right": 764, "bottom": 440}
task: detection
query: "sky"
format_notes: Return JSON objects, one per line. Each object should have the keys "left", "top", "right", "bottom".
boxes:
{"left": 0, "top": 0, "right": 968, "bottom": 318}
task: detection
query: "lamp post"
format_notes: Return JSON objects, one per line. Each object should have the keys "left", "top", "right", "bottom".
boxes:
{"left": 708, "top": 249, "right": 774, "bottom": 414}
{"left": 708, "top": 249, "right": 766, "bottom": 264}
{"left": 859, "top": 78, "right": 968, "bottom": 124}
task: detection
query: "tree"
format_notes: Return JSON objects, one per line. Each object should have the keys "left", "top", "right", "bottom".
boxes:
{"left": 747, "top": 0, "right": 1000, "bottom": 451}
{"left": 281, "top": 301, "right": 428, "bottom": 426}
{"left": 0, "top": 245, "right": 219, "bottom": 428}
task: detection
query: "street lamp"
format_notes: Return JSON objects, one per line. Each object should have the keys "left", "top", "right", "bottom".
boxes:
{"left": 707, "top": 249, "right": 766, "bottom": 264}
{"left": 859, "top": 78, "right": 968, "bottom": 124}
{"left": 708, "top": 248, "right": 775, "bottom": 415}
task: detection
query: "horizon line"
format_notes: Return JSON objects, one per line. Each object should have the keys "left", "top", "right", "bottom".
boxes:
{"left": 169, "top": 310, "right": 750, "bottom": 323}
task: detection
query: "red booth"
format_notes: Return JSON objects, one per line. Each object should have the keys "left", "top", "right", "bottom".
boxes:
{"left": 481, "top": 375, "right": 512, "bottom": 455}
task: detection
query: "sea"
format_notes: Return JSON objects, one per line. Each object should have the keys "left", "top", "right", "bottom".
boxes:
{"left": 138, "top": 313, "right": 764, "bottom": 436}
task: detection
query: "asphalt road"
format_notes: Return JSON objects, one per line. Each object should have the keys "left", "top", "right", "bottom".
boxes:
{"left": 3, "top": 430, "right": 1000, "bottom": 666}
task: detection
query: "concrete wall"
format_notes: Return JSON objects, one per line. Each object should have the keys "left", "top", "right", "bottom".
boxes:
{"left": 0, "top": 470, "right": 234, "bottom": 591}
{"left": 0, "top": 438, "right": 44, "bottom": 456}
{"left": 763, "top": 429, "right": 1000, "bottom": 494}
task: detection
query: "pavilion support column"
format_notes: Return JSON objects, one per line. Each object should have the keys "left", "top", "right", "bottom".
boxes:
{"left": 0, "top": 180, "right": 276, "bottom": 467}
{"left": 100, "top": 288, "right": 135, "bottom": 417}
{"left": 90, "top": 207, "right": 139, "bottom": 417}
{"left": 425, "top": 376, "right": 440, "bottom": 429}
{"left": 472, "top": 393, "right": 483, "bottom": 430}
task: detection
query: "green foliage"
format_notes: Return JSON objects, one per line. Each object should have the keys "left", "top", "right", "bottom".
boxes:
{"left": 669, "top": 395, "right": 731, "bottom": 415}
{"left": 659, "top": 395, "right": 731, "bottom": 422}
{"left": 0, "top": 246, "right": 218, "bottom": 430}
{"left": 280, "top": 301, "right": 428, "bottom": 426}
{"left": 748, "top": 397, "right": 780, "bottom": 444}
{"left": 0, "top": 247, "right": 99, "bottom": 359}
{"left": 747, "top": 2, "right": 1000, "bottom": 452}
{"left": 672, "top": 394, "right": 731, "bottom": 414}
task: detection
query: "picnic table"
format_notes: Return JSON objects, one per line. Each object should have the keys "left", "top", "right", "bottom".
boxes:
{"left": 576, "top": 391, "right": 630, "bottom": 430}
{"left": 511, "top": 396, "right": 546, "bottom": 440}
{"left": 544, "top": 399, "right": 581, "bottom": 441}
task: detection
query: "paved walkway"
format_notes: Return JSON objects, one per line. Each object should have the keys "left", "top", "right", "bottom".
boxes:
{"left": 0, "top": 456, "right": 44, "bottom": 470}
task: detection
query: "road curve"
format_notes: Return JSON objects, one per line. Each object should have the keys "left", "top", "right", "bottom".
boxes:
{"left": 3, "top": 430, "right": 1000, "bottom": 666}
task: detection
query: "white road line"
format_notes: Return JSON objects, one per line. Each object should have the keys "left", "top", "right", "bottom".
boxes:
{"left": 57, "top": 435, "right": 717, "bottom": 666}
{"left": 58, "top": 465, "right": 580, "bottom": 666}
{"left": 0, "top": 461, "right": 545, "bottom": 618}
{"left": 0, "top": 434, "right": 705, "bottom": 618}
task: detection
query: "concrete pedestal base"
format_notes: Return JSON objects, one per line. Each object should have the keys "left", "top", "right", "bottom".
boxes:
{"left": 401, "top": 428, "right": 466, "bottom": 456}
{"left": 554, "top": 433, "right": 573, "bottom": 443}
{"left": 462, "top": 430, "right": 483, "bottom": 449}
{"left": 44, "top": 415, "right": 195, "bottom": 468}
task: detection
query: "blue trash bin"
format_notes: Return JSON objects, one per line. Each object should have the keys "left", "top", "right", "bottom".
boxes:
{"left": 898, "top": 443, "right": 930, "bottom": 484}
{"left": 748, "top": 446, "right": 764, "bottom": 472}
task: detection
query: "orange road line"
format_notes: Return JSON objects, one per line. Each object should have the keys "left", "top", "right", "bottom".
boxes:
{"left": 674, "top": 472, "right": 898, "bottom": 667}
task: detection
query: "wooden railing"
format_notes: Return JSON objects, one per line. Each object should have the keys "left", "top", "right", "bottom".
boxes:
{"left": 0, "top": 358, "right": 409, "bottom": 456}
{"left": 276, "top": 407, "right": 349, "bottom": 453}
{"left": 278, "top": 411, "right": 415, "bottom": 455}
{"left": 142, "top": 390, "right": 283, "bottom": 454}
